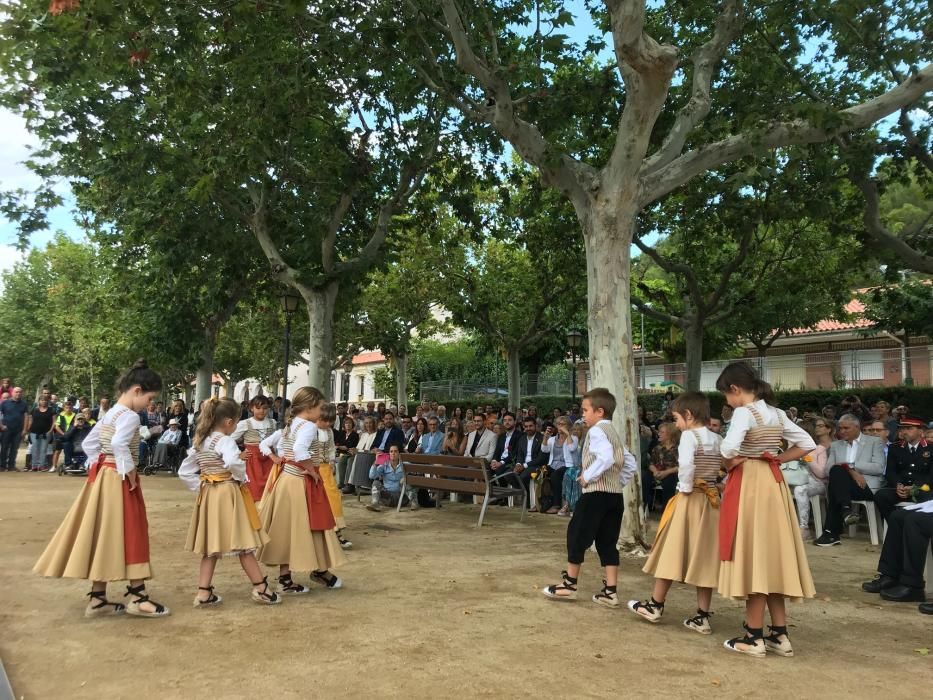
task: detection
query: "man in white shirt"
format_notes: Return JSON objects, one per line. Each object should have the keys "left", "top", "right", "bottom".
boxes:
{"left": 815, "top": 414, "right": 886, "bottom": 547}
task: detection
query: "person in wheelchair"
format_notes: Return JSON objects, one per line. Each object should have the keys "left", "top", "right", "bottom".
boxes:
{"left": 152, "top": 418, "right": 183, "bottom": 468}
{"left": 62, "top": 413, "right": 93, "bottom": 472}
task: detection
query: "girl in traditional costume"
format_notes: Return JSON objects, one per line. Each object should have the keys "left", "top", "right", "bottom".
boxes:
{"left": 231, "top": 395, "right": 277, "bottom": 502}
{"left": 715, "top": 362, "right": 816, "bottom": 658}
{"left": 628, "top": 392, "right": 723, "bottom": 635}
{"left": 258, "top": 387, "right": 346, "bottom": 595}
{"left": 34, "top": 359, "right": 170, "bottom": 618}
{"left": 179, "top": 397, "right": 280, "bottom": 607}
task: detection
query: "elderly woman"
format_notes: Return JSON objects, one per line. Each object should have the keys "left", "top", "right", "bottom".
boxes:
{"left": 540, "top": 416, "right": 579, "bottom": 514}
{"left": 341, "top": 416, "right": 377, "bottom": 495}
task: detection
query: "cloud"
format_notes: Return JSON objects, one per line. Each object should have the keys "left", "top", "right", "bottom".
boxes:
{"left": 0, "top": 107, "right": 43, "bottom": 190}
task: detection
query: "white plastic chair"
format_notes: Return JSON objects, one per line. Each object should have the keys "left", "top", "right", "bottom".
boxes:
{"left": 810, "top": 494, "right": 826, "bottom": 536}
{"left": 850, "top": 500, "right": 882, "bottom": 546}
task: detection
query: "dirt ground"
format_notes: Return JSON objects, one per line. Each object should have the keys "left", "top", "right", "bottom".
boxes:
{"left": 0, "top": 471, "right": 930, "bottom": 700}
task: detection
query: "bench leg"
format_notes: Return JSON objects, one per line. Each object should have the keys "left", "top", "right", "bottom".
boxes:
{"left": 810, "top": 494, "right": 824, "bottom": 536}
{"left": 519, "top": 489, "right": 527, "bottom": 523}
{"left": 395, "top": 490, "right": 404, "bottom": 514}
{"left": 477, "top": 493, "right": 490, "bottom": 527}
{"left": 865, "top": 502, "right": 880, "bottom": 546}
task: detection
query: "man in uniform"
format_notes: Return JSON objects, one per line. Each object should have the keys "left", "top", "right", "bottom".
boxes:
{"left": 874, "top": 416, "right": 932, "bottom": 522}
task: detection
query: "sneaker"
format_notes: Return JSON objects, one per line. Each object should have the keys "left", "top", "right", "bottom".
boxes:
{"left": 592, "top": 586, "right": 619, "bottom": 608}
{"left": 337, "top": 534, "right": 353, "bottom": 550}
{"left": 813, "top": 531, "right": 840, "bottom": 547}
{"left": 627, "top": 598, "right": 664, "bottom": 623}
{"left": 366, "top": 503, "right": 382, "bottom": 512}
{"left": 684, "top": 610, "right": 713, "bottom": 635}
{"left": 764, "top": 628, "right": 794, "bottom": 657}
{"left": 842, "top": 507, "right": 860, "bottom": 527}
{"left": 48, "top": 465, "right": 58, "bottom": 473}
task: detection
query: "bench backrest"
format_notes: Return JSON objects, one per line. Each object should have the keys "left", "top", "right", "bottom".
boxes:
{"left": 401, "top": 453, "right": 488, "bottom": 496}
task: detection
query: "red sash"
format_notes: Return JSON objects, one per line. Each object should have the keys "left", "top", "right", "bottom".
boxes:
{"left": 244, "top": 444, "right": 272, "bottom": 501}
{"left": 88, "top": 455, "right": 151, "bottom": 565}
{"left": 284, "top": 461, "right": 337, "bottom": 532}
{"left": 719, "top": 452, "right": 783, "bottom": 561}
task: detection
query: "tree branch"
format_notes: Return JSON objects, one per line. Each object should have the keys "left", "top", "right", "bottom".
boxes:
{"left": 631, "top": 294, "right": 682, "bottom": 326}
{"left": 852, "top": 173, "right": 933, "bottom": 274}
{"left": 643, "top": 0, "right": 745, "bottom": 174}
{"left": 632, "top": 235, "right": 704, "bottom": 305}
{"left": 641, "top": 64, "right": 933, "bottom": 205}
{"left": 435, "top": 0, "right": 597, "bottom": 203}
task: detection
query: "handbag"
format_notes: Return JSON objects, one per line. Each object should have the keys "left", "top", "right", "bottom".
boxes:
{"left": 780, "top": 459, "right": 810, "bottom": 487}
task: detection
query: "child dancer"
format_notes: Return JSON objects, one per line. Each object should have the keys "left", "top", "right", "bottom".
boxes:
{"left": 315, "top": 404, "right": 352, "bottom": 550}
{"left": 232, "top": 396, "right": 277, "bottom": 502}
{"left": 716, "top": 362, "right": 816, "bottom": 657}
{"left": 179, "top": 397, "right": 280, "bottom": 607}
{"left": 34, "top": 359, "right": 171, "bottom": 618}
{"left": 628, "top": 391, "right": 723, "bottom": 634}
{"left": 542, "top": 388, "right": 637, "bottom": 607}
{"left": 258, "top": 387, "right": 346, "bottom": 595}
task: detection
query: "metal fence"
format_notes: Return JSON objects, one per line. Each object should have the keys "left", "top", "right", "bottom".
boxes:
{"left": 420, "top": 346, "right": 932, "bottom": 400}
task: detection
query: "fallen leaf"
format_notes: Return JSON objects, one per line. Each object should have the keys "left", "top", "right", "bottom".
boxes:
{"left": 711, "top": 679, "right": 721, "bottom": 687}
{"left": 463, "top": 610, "right": 471, "bottom": 615}
{"left": 914, "top": 648, "right": 929, "bottom": 656}
{"left": 594, "top": 653, "right": 603, "bottom": 659}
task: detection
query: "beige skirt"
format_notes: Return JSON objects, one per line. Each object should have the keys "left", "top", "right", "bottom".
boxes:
{"left": 185, "top": 481, "right": 269, "bottom": 557}
{"left": 643, "top": 490, "right": 720, "bottom": 589}
{"left": 718, "top": 459, "right": 816, "bottom": 600}
{"left": 319, "top": 463, "right": 346, "bottom": 529}
{"left": 34, "top": 467, "right": 152, "bottom": 581}
{"left": 257, "top": 471, "right": 346, "bottom": 572}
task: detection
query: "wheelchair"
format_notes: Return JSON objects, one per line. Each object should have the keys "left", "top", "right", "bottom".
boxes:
{"left": 143, "top": 439, "right": 184, "bottom": 475}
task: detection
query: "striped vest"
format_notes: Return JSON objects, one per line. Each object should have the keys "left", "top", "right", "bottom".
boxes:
{"left": 99, "top": 406, "right": 140, "bottom": 463}
{"left": 280, "top": 428, "right": 304, "bottom": 477}
{"left": 195, "top": 435, "right": 231, "bottom": 479}
{"left": 581, "top": 422, "right": 626, "bottom": 494}
{"left": 736, "top": 405, "right": 784, "bottom": 458}
{"left": 242, "top": 418, "right": 275, "bottom": 445}
{"left": 691, "top": 429, "right": 722, "bottom": 485}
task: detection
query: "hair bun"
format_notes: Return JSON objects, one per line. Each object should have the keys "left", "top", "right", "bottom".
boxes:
{"left": 131, "top": 358, "right": 149, "bottom": 370}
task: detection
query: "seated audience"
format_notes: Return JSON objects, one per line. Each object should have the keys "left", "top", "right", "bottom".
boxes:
{"left": 558, "top": 423, "right": 586, "bottom": 516}
{"left": 874, "top": 417, "right": 932, "bottom": 522}
{"left": 406, "top": 418, "right": 427, "bottom": 453}
{"left": 814, "top": 414, "right": 886, "bottom": 547}
{"left": 152, "top": 418, "right": 183, "bottom": 466}
{"left": 62, "top": 413, "right": 93, "bottom": 468}
{"left": 417, "top": 417, "right": 444, "bottom": 455}
{"left": 792, "top": 418, "right": 832, "bottom": 540}
{"left": 442, "top": 418, "right": 466, "bottom": 456}
{"left": 464, "top": 413, "right": 496, "bottom": 461}
{"left": 862, "top": 505, "right": 933, "bottom": 612}
{"left": 649, "top": 421, "right": 680, "bottom": 508}
{"left": 540, "top": 416, "right": 579, "bottom": 514}
{"left": 490, "top": 412, "right": 521, "bottom": 480}
{"left": 367, "top": 445, "right": 415, "bottom": 511}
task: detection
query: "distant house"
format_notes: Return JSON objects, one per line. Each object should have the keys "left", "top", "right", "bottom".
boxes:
{"left": 634, "top": 298, "right": 931, "bottom": 391}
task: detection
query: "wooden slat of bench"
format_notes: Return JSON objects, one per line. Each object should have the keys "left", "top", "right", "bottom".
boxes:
{"left": 405, "top": 476, "right": 487, "bottom": 494}
{"left": 401, "top": 464, "right": 486, "bottom": 480}
{"left": 401, "top": 454, "right": 486, "bottom": 468}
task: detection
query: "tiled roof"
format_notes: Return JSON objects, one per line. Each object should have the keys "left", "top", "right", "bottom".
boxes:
{"left": 786, "top": 298, "right": 874, "bottom": 336}
{"left": 352, "top": 351, "right": 386, "bottom": 365}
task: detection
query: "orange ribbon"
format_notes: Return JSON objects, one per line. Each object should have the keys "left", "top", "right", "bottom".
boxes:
{"left": 719, "top": 454, "right": 783, "bottom": 561}
{"left": 197, "top": 473, "right": 262, "bottom": 530}
{"left": 656, "top": 479, "right": 721, "bottom": 542}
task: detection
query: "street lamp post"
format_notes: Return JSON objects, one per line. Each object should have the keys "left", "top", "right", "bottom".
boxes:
{"left": 281, "top": 290, "right": 301, "bottom": 404}
{"left": 566, "top": 330, "right": 583, "bottom": 405}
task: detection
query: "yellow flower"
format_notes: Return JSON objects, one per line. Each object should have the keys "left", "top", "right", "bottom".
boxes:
{"left": 921, "top": 484, "right": 931, "bottom": 492}
{"left": 802, "top": 455, "right": 813, "bottom": 463}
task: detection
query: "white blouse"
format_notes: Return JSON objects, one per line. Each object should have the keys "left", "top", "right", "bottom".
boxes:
{"left": 357, "top": 430, "right": 376, "bottom": 452}
{"left": 720, "top": 399, "right": 816, "bottom": 458}
{"left": 231, "top": 417, "right": 276, "bottom": 442}
{"left": 82, "top": 405, "right": 139, "bottom": 477}
{"left": 317, "top": 427, "right": 336, "bottom": 461}
{"left": 259, "top": 418, "right": 317, "bottom": 461}
{"left": 677, "top": 427, "right": 722, "bottom": 493}
{"left": 178, "top": 432, "right": 247, "bottom": 492}
{"left": 541, "top": 434, "right": 579, "bottom": 468}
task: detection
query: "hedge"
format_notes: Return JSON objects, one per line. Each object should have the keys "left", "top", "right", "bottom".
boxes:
{"left": 408, "top": 385, "right": 933, "bottom": 421}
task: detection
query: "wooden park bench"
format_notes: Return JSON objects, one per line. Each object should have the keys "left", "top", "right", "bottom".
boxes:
{"left": 397, "top": 453, "right": 527, "bottom": 527}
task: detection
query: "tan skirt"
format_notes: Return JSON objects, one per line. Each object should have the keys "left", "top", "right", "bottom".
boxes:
{"left": 34, "top": 467, "right": 152, "bottom": 581}
{"left": 643, "top": 490, "right": 720, "bottom": 589}
{"left": 185, "top": 481, "right": 269, "bottom": 557}
{"left": 257, "top": 471, "right": 346, "bottom": 572}
{"left": 319, "top": 462, "right": 346, "bottom": 529}
{"left": 718, "top": 459, "right": 816, "bottom": 600}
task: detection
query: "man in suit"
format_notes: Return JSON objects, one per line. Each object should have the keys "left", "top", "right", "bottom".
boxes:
{"left": 873, "top": 417, "right": 932, "bottom": 522}
{"left": 815, "top": 413, "right": 887, "bottom": 547}
{"left": 464, "top": 413, "right": 496, "bottom": 462}
{"left": 511, "top": 417, "right": 547, "bottom": 493}
{"left": 490, "top": 412, "right": 521, "bottom": 485}
{"left": 861, "top": 505, "right": 933, "bottom": 605}
{"left": 372, "top": 411, "right": 405, "bottom": 455}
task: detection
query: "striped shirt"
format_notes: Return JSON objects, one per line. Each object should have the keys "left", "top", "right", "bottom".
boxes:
{"left": 677, "top": 427, "right": 722, "bottom": 492}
